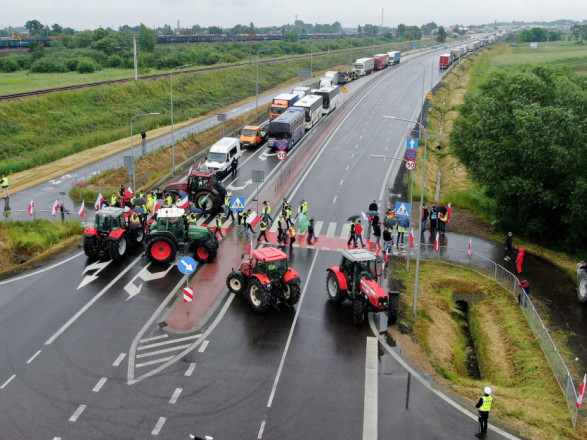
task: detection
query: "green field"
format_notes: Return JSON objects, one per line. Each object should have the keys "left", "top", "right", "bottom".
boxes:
{"left": 489, "top": 41, "right": 587, "bottom": 69}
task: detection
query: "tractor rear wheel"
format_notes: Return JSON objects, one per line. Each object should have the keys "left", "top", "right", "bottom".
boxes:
{"left": 195, "top": 190, "right": 222, "bottom": 214}
{"left": 353, "top": 298, "right": 367, "bottom": 326}
{"left": 226, "top": 271, "right": 246, "bottom": 295}
{"left": 284, "top": 283, "right": 301, "bottom": 306}
{"left": 108, "top": 236, "right": 128, "bottom": 260}
{"left": 247, "top": 278, "right": 271, "bottom": 313}
{"left": 191, "top": 240, "right": 218, "bottom": 264}
{"left": 83, "top": 237, "right": 99, "bottom": 259}
{"left": 326, "top": 271, "right": 347, "bottom": 303}
{"left": 146, "top": 236, "right": 177, "bottom": 264}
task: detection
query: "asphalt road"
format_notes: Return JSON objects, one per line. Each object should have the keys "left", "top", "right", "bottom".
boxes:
{"left": 0, "top": 46, "right": 519, "bottom": 440}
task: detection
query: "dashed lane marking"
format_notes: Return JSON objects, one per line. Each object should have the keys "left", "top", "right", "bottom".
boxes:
{"left": 113, "top": 353, "right": 126, "bottom": 367}
{"left": 198, "top": 340, "right": 210, "bottom": 353}
{"left": 26, "top": 350, "right": 41, "bottom": 364}
{"left": 151, "top": 417, "right": 166, "bottom": 435}
{"left": 69, "top": 404, "right": 86, "bottom": 422}
{"left": 1, "top": 374, "right": 16, "bottom": 389}
{"left": 92, "top": 377, "right": 107, "bottom": 392}
{"left": 185, "top": 363, "right": 197, "bottom": 377}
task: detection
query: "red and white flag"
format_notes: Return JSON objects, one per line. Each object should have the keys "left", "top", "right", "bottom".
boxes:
{"left": 183, "top": 286, "right": 194, "bottom": 303}
{"left": 127, "top": 186, "right": 133, "bottom": 195}
{"left": 467, "top": 237, "right": 473, "bottom": 258}
{"left": 176, "top": 196, "right": 189, "bottom": 209}
{"left": 434, "top": 232, "right": 440, "bottom": 252}
{"left": 246, "top": 211, "right": 260, "bottom": 227}
{"left": 153, "top": 200, "right": 162, "bottom": 213}
{"left": 247, "top": 237, "right": 254, "bottom": 259}
{"left": 409, "top": 228, "right": 415, "bottom": 248}
{"left": 361, "top": 211, "right": 371, "bottom": 222}
{"left": 94, "top": 193, "right": 105, "bottom": 210}
{"left": 28, "top": 200, "right": 35, "bottom": 216}
{"left": 78, "top": 201, "right": 85, "bottom": 218}
{"left": 446, "top": 203, "right": 452, "bottom": 223}
{"left": 577, "top": 373, "right": 586, "bottom": 408}
{"left": 51, "top": 200, "right": 60, "bottom": 217}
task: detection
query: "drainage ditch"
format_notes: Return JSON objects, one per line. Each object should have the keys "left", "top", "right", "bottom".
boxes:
{"left": 454, "top": 299, "right": 482, "bottom": 380}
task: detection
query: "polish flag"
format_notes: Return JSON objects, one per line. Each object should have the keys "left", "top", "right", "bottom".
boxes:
{"left": 247, "top": 237, "right": 254, "bottom": 259}
{"left": 467, "top": 237, "right": 473, "bottom": 258}
{"left": 78, "top": 201, "right": 85, "bottom": 218}
{"left": 51, "top": 200, "right": 60, "bottom": 217}
{"left": 28, "top": 200, "right": 35, "bottom": 216}
{"left": 94, "top": 193, "right": 105, "bottom": 210}
{"left": 176, "top": 196, "right": 189, "bottom": 209}
{"left": 446, "top": 203, "right": 452, "bottom": 222}
{"left": 434, "top": 232, "right": 440, "bottom": 252}
{"left": 127, "top": 186, "right": 133, "bottom": 195}
{"left": 153, "top": 200, "right": 162, "bottom": 213}
{"left": 361, "top": 211, "right": 371, "bottom": 222}
{"left": 246, "top": 211, "right": 260, "bottom": 227}
{"left": 577, "top": 373, "right": 586, "bottom": 408}
{"left": 409, "top": 228, "right": 415, "bottom": 248}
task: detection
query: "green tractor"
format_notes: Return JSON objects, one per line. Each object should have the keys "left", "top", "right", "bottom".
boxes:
{"left": 145, "top": 207, "right": 219, "bottom": 264}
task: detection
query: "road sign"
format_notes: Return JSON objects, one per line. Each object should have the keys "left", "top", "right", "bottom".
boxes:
{"left": 178, "top": 256, "right": 197, "bottom": 275}
{"left": 405, "top": 160, "right": 417, "bottom": 171}
{"left": 252, "top": 170, "right": 264, "bottom": 183}
{"left": 276, "top": 140, "right": 287, "bottom": 150}
{"left": 405, "top": 149, "right": 417, "bottom": 160}
{"left": 395, "top": 202, "right": 411, "bottom": 218}
{"left": 342, "top": 86, "right": 348, "bottom": 93}
{"left": 413, "top": 43, "right": 417, "bottom": 49}
{"left": 128, "top": 168, "right": 133, "bottom": 176}
{"left": 406, "top": 138, "right": 418, "bottom": 150}
{"left": 217, "top": 113, "right": 227, "bottom": 122}
{"left": 276, "top": 150, "right": 287, "bottom": 161}
{"left": 183, "top": 286, "right": 194, "bottom": 303}
{"left": 427, "top": 92, "right": 434, "bottom": 99}
{"left": 230, "top": 196, "right": 245, "bottom": 211}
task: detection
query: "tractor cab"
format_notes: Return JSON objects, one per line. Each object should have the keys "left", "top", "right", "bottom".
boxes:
{"left": 149, "top": 207, "right": 185, "bottom": 238}
{"left": 339, "top": 249, "right": 378, "bottom": 286}
{"left": 242, "top": 248, "right": 289, "bottom": 282}
{"left": 187, "top": 170, "right": 217, "bottom": 192}
{"left": 94, "top": 207, "right": 125, "bottom": 233}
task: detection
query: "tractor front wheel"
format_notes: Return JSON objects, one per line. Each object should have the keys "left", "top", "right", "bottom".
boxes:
{"left": 83, "top": 237, "right": 99, "bottom": 259}
{"left": 132, "top": 227, "right": 145, "bottom": 245}
{"left": 247, "top": 278, "right": 271, "bottom": 313}
{"left": 326, "top": 271, "right": 347, "bottom": 303}
{"left": 226, "top": 271, "right": 246, "bottom": 295}
{"left": 284, "top": 283, "right": 301, "bottom": 306}
{"left": 108, "top": 236, "right": 128, "bottom": 261}
{"left": 353, "top": 298, "right": 367, "bottom": 326}
{"left": 146, "top": 236, "right": 177, "bottom": 264}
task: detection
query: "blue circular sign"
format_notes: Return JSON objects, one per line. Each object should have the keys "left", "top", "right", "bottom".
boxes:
{"left": 178, "top": 256, "right": 197, "bottom": 275}
{"left": 405, "top": 149, "right": 417, "bottom": 160}
{"left": 276, "top": 140, "right": 287, "bottom": 150}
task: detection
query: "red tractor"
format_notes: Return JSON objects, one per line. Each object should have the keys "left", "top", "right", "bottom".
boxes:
{"left": 226, "top": 247, "right": 301, "bottom": 313}
{"left": 163, "top": 169, "right": 227, "bottom": 215}
{"left": 326, "top": 249, "right": 399, "bottom": 326}
{"left": 83, "top": 206, "right": 147, "bottom": 260}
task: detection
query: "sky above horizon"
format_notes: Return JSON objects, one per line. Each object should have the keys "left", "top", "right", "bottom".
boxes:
{"left": 2, "top": 0, "right": 586, "bottom": 31}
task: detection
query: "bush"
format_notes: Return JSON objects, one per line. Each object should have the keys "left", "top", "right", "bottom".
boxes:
{"left": 77, "top": 57, "right": 98, "bottom": 73}
{"left": 107, "top": 54, "right": 123, "bottom": 68}
{"left": 66, "top": 58, "right": 78, "bottom": 71}
{"left": 0, "top": 57, "right": 20, "bottom": 73}
{"left": 30, "top": 57, "right": 68, "bottom": 73}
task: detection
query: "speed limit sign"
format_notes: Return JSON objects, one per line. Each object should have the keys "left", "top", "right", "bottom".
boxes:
{"left": 276, "top": 150, "right": 287, "bottom": 161}
{"left": 405, "top": 160, "right": 416, "bottom": 171}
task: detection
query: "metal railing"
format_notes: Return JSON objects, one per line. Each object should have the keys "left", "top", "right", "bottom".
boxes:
{"left": 416, "top": 243, "right": 580, "bottom": 427}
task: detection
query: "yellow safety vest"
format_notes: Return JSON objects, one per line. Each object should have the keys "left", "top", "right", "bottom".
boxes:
{"left": 166, "top": 196, "right": 173, "bottom": 207}
{"left": 1, "top": 177, "right": 8, "bottom": 187}
{"left": 480, "top": 396, "right": 492, "bottom": 412}
{"left": 263, "top": 204, "right": 271, "bottom": 215}
{"left": 216, "top": 217, "right": 222, "bottom": 228}
{"left": 110, "top": 195, "right": 118, "bottom": 205}
{"left": 260, "top": 221, "right": 267, "bottom": 231}
{"left": 289, "top": 227, "right": 296, "bottom": 237}
{"left": 225, "top": 196, "right": 231, "bottom": 207}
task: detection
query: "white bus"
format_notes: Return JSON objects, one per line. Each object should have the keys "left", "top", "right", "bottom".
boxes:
{"left": 293, "top": 95, "right": 324, "bottom": 130}
{"left": 311, "top": 86, "right": 340, "bottom": 115}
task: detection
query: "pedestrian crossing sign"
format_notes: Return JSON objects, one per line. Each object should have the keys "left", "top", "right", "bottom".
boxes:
{"left": 394, "top": 202, "right": 410, "bottom": 218}
{"left": 230, "top": 196, "right": 245, "bottom": 211}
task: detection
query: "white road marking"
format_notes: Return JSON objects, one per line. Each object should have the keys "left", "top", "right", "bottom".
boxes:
{"left": 92, "top": 377, "right": 107, "bottom": 392}
{"left": 339, "top": 179, "right": 344, "bottom": 186}
{"left": 326, "top": 222, "right": 337, "bottom": 238}
{"left": 136, "top": 344, "right": 192, "bottom": 359}
{"left": 185, "top": 363, "right": 197, "bottom": 377}
{"left": 346, "top": 165, "right": 349, "bottom": 171}
{"left": 169, "top": 388, "right": 182, "bottom": 404}
{"left": 137, "top": 334, "right": 201, "bottom": 350}
{"left": 333, "top": 196, "right": 337, "bottom": 204}
{"left": 363, "top": 337, "right": 378, "bottom": 440}
{"left": 0, "top": 251, "right": 83, "bottom": 286}
{"left": 140, "top": 334, "right": 168, "bottom": 343}
{"left": 151, "top": 417, "right": 166, "bottom": 435}
{"left": 69, "top": 404, "right": 86, "bottom": 422}
{"left": 45, "top": 255, "right": 143, "bottom": 346}
{"left": 267, "top": 252, "right": 319, "bottom": 408}
{"left": 313, "top": 221, "right": 323, "bottom": 236}
{"left": 113, "top": 353, "right": 126, "bottom": 367}
{"left": 26, "top": 350, "right": 41, "bottom": 364}
{"left": 198, "top": 340, "right": 210, "bottom": 353}
{"left": 340, "top": 223, "right": 351, "bottom": 239}
{"left": 136, "top": 356, "right": 175, "bottom": 368}
{"left": 1, "top": 374, "right": 16, "bottom": 389}
{"left": 257, "top": 419, "right": 266, "bottom": 439}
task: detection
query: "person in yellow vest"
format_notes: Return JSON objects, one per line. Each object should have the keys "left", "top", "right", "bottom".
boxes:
{"left": 131, "top": 211, "right": 141, "bottom": 224}
{"left": 165, "top": 193, "right": 173, "bottom": 208}
{"left": 261, "top": 201, "right": 272, "bottom": 226}
{"left": 474, "top": 387, "right": 493, "bottom": 438}
{"left": 397, "top": 223, "right": 406, "bottom": 247}
{"left": 224, "top": 194, "right": 235, "bottom": 221}
{"left": 438, "top": 210, "right": 448, "bottom": 235}
{"left": 186, "top": 210, "right": 198, "bottom": 224}
{"left": 147, "top": 193, "right": 154, "bottom": 212}
{"left": 214, "top": 213, "right": 224, "bottom": 238}
{"left": 110, "top": 193, "right": 118, "bottom": 207}
{"left": 257, "top": 218, "right": 268, "bottom": 243}
{"left": 287, "top": 225, "right": 296, "bottom": 249}
{"left": 284, "top": 202, "right": 293, "bottom": 227}
{"left": 138, "top": 190, "right": 145, "bottom": 198}
{"left": 1, "top": 174, "right": 9, "bottom": 198}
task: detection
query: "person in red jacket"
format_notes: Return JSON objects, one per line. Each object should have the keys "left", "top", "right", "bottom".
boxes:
{"left": 355, "top": 220, "right": 365, "bottom": 247}
{"left": 516, "top": 248, "right": 525, "bottom": 274}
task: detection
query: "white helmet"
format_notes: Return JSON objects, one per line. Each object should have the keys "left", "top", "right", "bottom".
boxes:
{"left": 484, "top": 386, "right": 492, "bottom": 395}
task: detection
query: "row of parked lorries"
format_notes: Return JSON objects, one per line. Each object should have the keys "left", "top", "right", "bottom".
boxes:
{"left": 439, "top": 34, "right": 500, "bottom": 69}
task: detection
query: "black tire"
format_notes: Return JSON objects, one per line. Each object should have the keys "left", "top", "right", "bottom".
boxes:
{"left": 108, "top": 235, "right": 128, "bottom": 261}
{"left": 83, "top": 237, "right": 99, "bottom": 259}
{"left": 388, "top": 293, "right": 399, "bottom": 325}
{"left": 326, "top": 271, "right": 347, "bottom": 303}
{"left": 247, "top": 278, "right": 271, "bottom": 313}
{"left": 284, "top": 283, "right": 301, "bottom": 306}
{"left": 226, "top": 271, "right": 246, "bottom": 295}
{"left": 146, "top": 235, "right": 177, "bottom": 264}
{"left": 191, "top": 240, "right": 218, "bottom": 264}
{"left": 195, "top": 189, "right": 222, "bottom": 215}
{"left": 353, "top": 298, "right": 367, "bottom": 326}
{"left": 578, "top": 271, "right": 587, "bottom": 303}
{"left": 131, "top": 226, "right": 145, "bottom": 245}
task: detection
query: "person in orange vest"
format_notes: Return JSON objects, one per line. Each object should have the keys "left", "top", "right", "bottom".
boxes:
{"left": 287, "top": 225, "right": 296, "bottom": 249}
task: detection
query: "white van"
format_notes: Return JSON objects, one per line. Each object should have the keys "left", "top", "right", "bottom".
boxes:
{"left": 205, "top": 137, "right": 241, "bottom": 176}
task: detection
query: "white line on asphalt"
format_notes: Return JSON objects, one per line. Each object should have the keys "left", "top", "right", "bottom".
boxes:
{"left": 363, "top": 337, "right": 378, "bottom": 440}
{"left": 113, "top": 353, "right": 126, "bottom": 367}
{"left": 257, "top": 419, "right": 266, "bottom": 439}
{"left": 340, "top": 223, "right": 351, "bottom": 240}
{"left": 140, "top": 334, "right": 169, "bottom": 343}
{"left": 69, "top": 404, "right": 86, "bottom": 422}
{"left": 267, "top": 252, "right": 318, "bottom": 408}
{"left": 1, "top": 374, "right": 16, "bottom": 389}
{"left": 346, "top": 165, "right": 349, "bottom": 171}
{"left": 92, "top": 377, "right": 107, "bottom": 392}
{"left": 313, "top": 221, "right": 323, "bottom": 236}
{"left": 138, "top": 334, "right": 201, "bottom": 350}
{"left": 53, "top": 437, "right": 61, "bottom": 440}
{"left": 333, "top": 196, "right": 337, "bottom": 204}
{"left": 0, "top": 252, "right": 84, "bottom": 286}
{"left": 45, "top": 255, "right": 143, "bottom": 346}
{"left": 185, "top": 363, "right": 197, "bottom": 377}
{"left": 136, "top": 344, "right": 192, "bottom": 359}
{"left": 151, "top": 417, "right": 166, "bottom": 435}
{"left": 339, "top": 179, "right": 343, "bottom": 186}
{"left": 326, "top": 222, "right": 337, "bottom": 238}
{"left": 169, "top": 388, "right": 182, "bottom": 404}
{"left": 198, "top": 340, "right": 209, "bottom": 353}
{"left": 351, "top": 153, "right": 354, "bottom": 159}
{"left": 26, "top": 350, "right": 41, "bottom": 364}
{"left": 136, "top": 356, "right": 175, "bottom": 369}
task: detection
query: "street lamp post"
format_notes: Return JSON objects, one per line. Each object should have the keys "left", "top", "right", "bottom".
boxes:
{"left": 170, "top": 64, "right": 191, "bottom": 171}
{"left": 130, "top": 112, "right": 161, "bottom": 193}
{"left": 256, "top": 49, "right": 270, "bottom": 119}
{"left": 383, "top": 116, "right": 428, "bottom": 317}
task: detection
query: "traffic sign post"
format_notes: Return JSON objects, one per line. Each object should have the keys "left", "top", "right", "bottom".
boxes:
{"left": 230, "top": 196, "right": 245, "bottom": 211}
{"left": 405, "top": 160, "right": 416, "bottom": 171}
{"left": 395, "top": 202, "right": 411, "bottom": 218}
{"left": 276, "top": 150, "right": 287, "bottom": 161}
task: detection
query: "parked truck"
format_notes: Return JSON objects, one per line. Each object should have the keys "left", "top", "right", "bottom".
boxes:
{"left": 374, "top": 53, "right": 389, "bottom": 70}
{"left": 387, "top": 51, "right": 401, "bottom": 65}
{"left": 239, "top": 123, "right": 268, "bottom": 149}
{"left": 323, "top": 71, "right": 347, "bottom": 84}
{"left": 267, "top": 107, "right": 305, "bottom": 150}
{"left": 354, "top": 57, "right": 374, "bottom": 76}
{"left": 270, "top": 93, "right": 299, "bottom": 120}
{"left": 439, "top": 53, "right": 455, "bottom": 69}
{"left": 291, "top": 86, "right": 311, "bottom": 98}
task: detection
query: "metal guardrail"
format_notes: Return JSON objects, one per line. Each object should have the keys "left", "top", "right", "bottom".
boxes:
{"left": 416, "top": 243, "right": 580, "bottom": 428}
